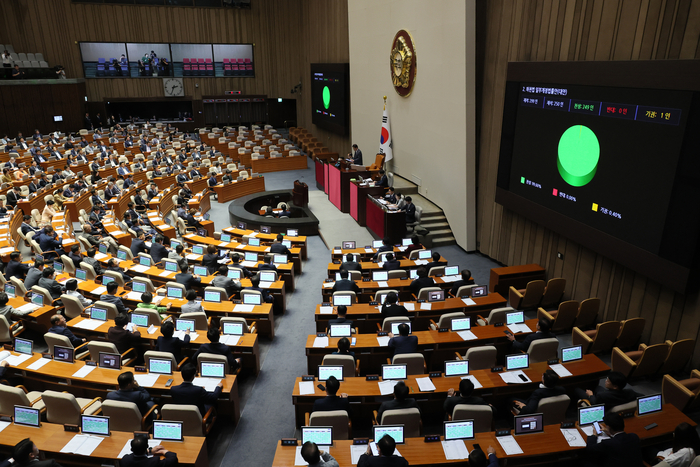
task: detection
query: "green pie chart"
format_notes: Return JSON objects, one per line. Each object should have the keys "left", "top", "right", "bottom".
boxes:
{"left": 322, "top": 86, "right": 331, "bottom": 109}
{"left": 557, "top": 125, "right": 600, "bottom": 187}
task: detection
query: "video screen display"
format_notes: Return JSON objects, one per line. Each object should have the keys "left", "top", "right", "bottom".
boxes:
{"left": 311, "top": 63, "right": 349, "bottom": 136}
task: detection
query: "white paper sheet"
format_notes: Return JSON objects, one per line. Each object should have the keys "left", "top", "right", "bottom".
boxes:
{"left": 259, "top": 281, "right": 274, "bottom": 289}
{"left": 240, "top": 261, "right": 257, "bottom": 268}
{"left": 221, "top": 335, "right": 241, "bottom": 346}
{"left": 0, "top": 350, "right": 8, "bottom": 364}
{"left": 350, "top": 445, "right": 367, "bottom": 464}
{"left": 420, "top": 302, "right": 432, "bottom": 310}
{"left": 442, "top": 440, "right": 469, "bottom": 460}
{"left": 414, "top": 259, "right": 428, "bottom": 266}
{"left": 134, "top": 374, "right": 159, "bottom": 387}
{"left": 60, "top": 434, "right": 104, "bottom": 456}
{"left": 94, "top": 253, "right": 108, "bottom": 260}
{"left": 159, "top": 271, "right": 173, "bottom": 277}
{"left": 299, "top": 381, "right": 315, "bottom": 395}
{"left": 364, "top": 248, "right": 373, "bottom": 253}
{"left": 117, "top": 439, "right": 160, "bottom": 459}
{"left": 147, "top": 325, "right": 158, "bottom": 335}
{"left": 377, "top": 262, "right": 384, "bottom": 268}
{"left": 130, "top": 265, "right": 150, "bottom": 273}
{"left": 507, "top": 323, "right": 529, "bottom": 334}
{"left": 74, "top": 318, "right": 103, "bottom": 330}
{"left": 27, "top": 358, "right": 52, "bottom": 370}
{"left": 403, "top": 302, "right": 415, "bottom": 311}
{"left": 173, "top": 330, "right": 198, "bottom": 341}
{"left": 416, "top": 377, "right": 436, "bottom": 392}
{"left": 15, "top": 303, "right": 40, "bottom": 313}
{"left": 91, "top": 286, "right": 107, "bottom": 295}
{"left": 333, "top": 249, "right": 341, "bottom": 254}
{"left": 234, "top": 304, "right": 255, "bottom": 312}
{"left": 496, "top": 435, "right": 523, "bottom": 455}
{"left": 313, "top": 337, "right": 329, "bottom": 348}
{"left": 378, "top": 380, "right": 398, "bottom": 395}
{"left": 441, "top": 275, "right": 460, "bottom": 283}
{"left": 461, "top": 374, "right": 483, "bottom": 389}
{"left": 319, "top": 306, "right": 334, "bottom": 314}
{"left": 322, "top": 282, "right": 334, "bottom": 289}
{"left": 499, "top": 370, "right": 531, "bottom": 384}
{"left": 152, "top": 295, "right": 164, "bottom": 304}
{"left": 561, "top": 428, "right": 586, "bottom": 447}
{"left": 377, "top": 281, "right": 389, "bottom": 288}
{"left": 461, "top": 298, "right": 477, "bottom": 306}
{"left": 192, "top": 377, "right": 221, "bottom": 392}
{"left": 5, "top": 353, "right": 32, "bottom": 366}
{"left": 0, "top": 421, "right": 10, "bottom": 433}
{"left": 294, "top": 445, "right": 308, "bottom": 465}
{"left": 376, "top": 336, "right": 390, "bottom": 347}
{"left": 549, "top": 363, "right": 573, "bottom": 377}
{"left": 72, "top": 365, "right": 96, "bottom": 378}
{"left": 457, "top": 330, "right": 478, "bottom": 341}
{"left": 126, "top": 291, "right": 144, "bottom": 301}
{"left": 370, "top": 442, "right": 401, "bottom": 457}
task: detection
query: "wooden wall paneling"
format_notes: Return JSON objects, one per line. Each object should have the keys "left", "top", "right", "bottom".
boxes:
{"left": 0, "top": 88, "right": 9, "bottom": 136}
{"left": 614, "top": 0, "right": 643, "bottom": 60}
{"left": 679, "top": 0, "right": 700, "bottom": 57}
{"left": 559, "top": 0, "right": 577, "bottom": 60}
{"left": 668, "top": 0, "right": 694, "bottom": 57}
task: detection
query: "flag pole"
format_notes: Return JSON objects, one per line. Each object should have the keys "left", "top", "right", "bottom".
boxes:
{"left": 383, "top": 95, "right": 387, "bottom": 111}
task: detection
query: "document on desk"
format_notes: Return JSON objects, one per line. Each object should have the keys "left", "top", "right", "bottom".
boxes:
{"left": 507, "top": 323, "right": 531, "bottom": 334}
{"left": 497, "top": 435, "right": 523, "bottom": 455}
{"left": 234, "top": 304, "right": 255, "bottom": 312}
{"left": 457, "top": 330, "right": 478, "bottom": 341}
{"left": 73, "top": 318, "right": 103, "bottom": 330}
{"left": 126, "top": 291, "right": 144, "bottom": 301}
{"left": 152, "top": 295, "right": 164, "bottom": 304}
{"left": 377, "top": 281, "right": 389, "bottom": 288}
{"left": 416, "top": 377, "right": 436, "bottom": 392}
{"left": 313, "top": 336, "right": 329, "bottom": 348}
{"left": 319, "top": 306, "right": 334, "bottom": 314}
{"left": 376, "top": 336, "right": 391, "bottom": 347}
{"left": 298, "top": 381, "right": 315, "bottom": 395}
{"left": 403, "top": 302, "right": 415, "bottom": 311}
{"left": 91, "top": 286, "right": 108, "bottom": 295}
{"left": 499, "top": 370, "right": 531, "bottom": 384}
{"left": 174, "top": 330, "right": 198, "bottom": 342}
{"left": 549, "top": 363, "right": 573, "bottom": 378}
{"left": 461, "top": 374, "right": 483, "bottom": 389}
{"left": 159, "top": 271, "right": 173, "bottom": 277}
{"left": 241, "top": 261, "right": 258, "bottom": 268}
{"left": 5, "top": 353, "right": 32, "bottom": 366}
{"left": 322, "top": 282, "right": 334, "bottom": 289}
{"left": 0, "top": 421, "right": 10, "bottom": 433}
{"left": 72, "top": 365, "right": 96, "bottom": 378}
{"left": 259, "top": 281, "right": 274, "bottom": 289}
{"left": 441, "top": 275, "right": 460, "bottom": 283}
{"left": 351, "top": 445, "right": 367, "bottom": 464}
{"left": 461, "top": 298, "right": 477, "bottom": 306}
{"left": 378, "top": 380, "right": 398, "bottom": 395}
{"left": 27, "top": 358, "right": 52, "bottom": 370}
{"left": 333, "top": 249, "right": 341, "bottom": 254}
{"left": 377, "top": 261, "right": 384, "bottom": 268}
{"left": 15, "top": 303, "right": 41, "bottom": 313}
{"left": 94, "top": 252, "right": 108, "bottom": 260}
{"left": 147, "top": 325, "right": 158, "bottom": 335}
{"left": 193, "top": 377, "right": 222, "bottom": 392}
{"left": 134, "top": 374, "right": 159, "bottom": 387}
{"left": 118, "top": 439, "right": 160, "bottom": 458}
{"left": 60, "top": 434, "right": 104, "bottom": 456}
{"left": 364, "top": 248, "right": 373, "bottom": 253}
{"left": 221, "top": 335, "right": 240, "bottom": 346}
{"left": 414, "top": 259, "right": 428, "bottom": 266}
{"left": 130, "top": 265, "right": 150, "bottom": 273}
{"left": 561, "top": 428, "right": 586, "bottom": 447}
{"left": 370, "top": 442, "right": 402, "bottom": 457}
{"left": 442, "top": 440, "right": 469, "bottom": 460}
{"left": 420, "top": 302, "right": 432, "bottom": 310}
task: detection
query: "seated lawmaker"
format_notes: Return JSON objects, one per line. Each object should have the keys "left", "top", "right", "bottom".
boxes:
{"left": 106, "top": 371, "right": 156, "bottom": 417}
{"left": 382, "top": 253, "right": 401, "bottom": 271}
{"left": 376, "top": 381, "right": 419, "bottom": 422}
{"left": 155, "top": 320, "right": 189, "bottom": 362}
{"left": 312, "top": 375, "right": 349, "bottom": 412}
{"left": 171, "top": 363, "right": 222, "bottom": 416}
{"left": 339, "top": 253, "right": 362, "bottom": 273}
{"left": 512, "top": 370, "right": 565, "bottom": 415}
{"left": 357, "top": 435, "right": 408, "bottom": 467}
{"left": 574, "top": 371, "right": 641, "bottom": 412}
{"left": 409, "top": 266, "right": 434, "bottom": 295}
{"left": 381, "top": 292, "right": 408, "bottom": 318}
{"left": 332, "top": 270, "right": 360, "bottom": 294}
{"left": 444, "top": 378, "right": 493, "bottom": 418}
{"left": 47, "top": 314, "right": 86, "bottom": 347}
{"left": 332, "top": 337, "right": 355, "bottom": 360}
{"left": 328, "top": 305, "right": 354, "bottom": 331}
{"left": 193, "top": 328, "right": 240, "bottom": 372}
{"left": 583, "top": 412, "right": 643, "bottom": 467}
{"left": 108, "top": 313, "right": 141, "bottom": 354}
{"left": 120, "top": 436, "right": 178, "bottom": 467}
{"left": 507, "top": 317, "right": 556, "bottom": 352}
{"left": 450, "top": 269, "right": 475, "bottom": 296}
{"left": 388, "top": 323, "right": 417, "bottom": 356}
{"left": 300, "top": 442, "right": 339, "bottom": 467}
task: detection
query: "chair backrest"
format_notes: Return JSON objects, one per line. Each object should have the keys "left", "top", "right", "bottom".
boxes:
{"left": 9, "top": 277, "right": 27, "bottom": 297}
{"left": 94, "top": 300, "right": 119, "bottom": 320}
{"left": 416, "top": 287, "right": 441, "bottom": 300}
{"left": 408, "top": 249, "right": 426, "bottom": 260}
{"left": 454, "top": 284, "right": 478, "bottom": 297}
{"left": 322, "top": 354, "right": 356, "bottom": 378}
{"left": 44, "top": 332, "right": 74, "bottom": 353}
{"left": 610, "top": 400, "right": 637, "bottom": 413}
{"left": 392, "top": 353, "right": 425, "bottom": 375}
{"left": 133, "top": 308, "right": 163, "bottom": 327}
{"left": 332, "top": 291, "right": 356, "bottom": 303}
{"left": 0, "top": 385, "right": 32, "bottom": 415}
{"left": 180, "top": 312, "right": 208, "bottom": 330}
{"left": 428, "top": 266, "right": 445, "bottom": 277}
{"left": 464, "top": 346, "right": 497, "bottom": 370}
{"left": 690, "top": 456, "right": 700, "bottom": 467}
{"left": 31, "top": 285, "right": 54, "bottom": 306}
{"left": 204, "top": 286, "right": 229, "bottom": 301}
{"left": 308, "top": 410, "right": 350, "bottom": 439}
{"left": 537, "top": 394, "right": 570, "bottom": 425}
{"left": 60, "top": 255, "right": 76, "bottom": 275}
{"left": 662, "top": 374, "right": 700, "bottom": 413}
{"left": 80, "top": 262, "right": 97, "bottom": 280}
{"left": 132, "top": 277, "right": 155, "bottom": 293}
{"left": 60, "top": 294, "right": 84, "bottom": 320}
{"left": 104, "top": 270, "right": 125, "bottom": 287}
{"left": 196, "top": 353, "right": 230, "bottom": 374}
{"left": 540, "top": 278, "right": 566, "bottom": 309}
{"left": 101, "top": 400, "right": 143, "bottom": 432}
{"left": 144, "top": 350, "right": 178, "bottom": 368}
{"left": 515, "top": 280, "right": 546, "bottom": 309}
{"left": 483, "top": 307, "right": 513, "bottom": 326}
{"left": 380, "top": 408, "right": 421, "bottom": 437}
{"left": 658, "top": 339, "right": 695, "bottom": 376}
{"left": 575, "top": 297, "right": 600, "bottom": 329}
{"left": 0, "top": 315, "right": 13, "bottom": 342}
{"left": 387, "top": 270, "right": 406, "bottom": 279}
{"left": 527, "top": 338, "right": 559, "bottom": 363}
{"left": 374, "top": 289, "right": 399, "bottom": 302}
{"left": 589, "top": 321, "right": 622, "bottom": 354}
{"left": 436, "top": 312, "right": 466, "bottom": 329}
{"left": 549, "top": 300, "right": 579, "bottom": 333}
{"left": 452, "top": 404, "right": 493, "bottom": 433}
{"left": 161, "top": 404, "right": 204, "bottom": 437}
{"left": 87, "top": 341, "right": 119, "bottom": 361}
{"left": 381, "top": 316, "right": 411, "bottom": 332}
{"left": 615, "top": 317, "right": 646, "bottom": 350}
{"left": 631, "top": 343, "right": 669, "bottom": 379}
{"left": 42, "top": 390, "right": 82, "bottom": 425}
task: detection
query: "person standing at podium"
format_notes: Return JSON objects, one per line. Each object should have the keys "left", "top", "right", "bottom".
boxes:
{"left": 348, "top": 144, "right": 362, "bottom": 165}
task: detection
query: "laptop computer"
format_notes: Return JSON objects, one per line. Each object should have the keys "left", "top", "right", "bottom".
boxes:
{"left": 200, "top": 361, "right": 226, "bottom": 379}
{"left": 637, "top": 394, "right": 663, "bottom": 416}
{"left": 140, "top": 256, "right": 152, "bottom": 267}
{"left": 14, "top": 406, "right": 40, "bottom": 427}
{"left": 514, "top": 413, "right": 544, "bottom": 435}
{"left": 318, "top": 365, "right": 344, "bottom": 381}
{"left": 273, "top": 254, "right": 287, "bottom": 264}
{"left": 53, "top": 345, "right": 74, "bottom": 363}
{"left": 287, "top": 229, "right": 298, "bottom": 237}
{"left": 164, "top": 261, "right": 178, "bottom": 272}
{"left": 102, "top": 275, "right": 115, "bottom": 286}
{"left": 444, "top": 359, "right": 469, "bottom": 377}
{"left": 90, "top": 307, "right": 108, "bottom": 321}
{"left": 578, "top": 404, "right": 604, "bottom": 426}
{"left": 244, "top": 252, "right": 258, "bottom": 262}
{"left": 418, "top": 250, "right": 432, "bottom": 260}
{"left": 428, "top": 290, "right": 445, "bottom": 302}
{"left": 401, "top": 238, "right": 413, "bottom": 246}
{"left": 444, "top": 420, "right": 475, "bottom": 440}
{"left": 560, "top": 345, "right": 584, "bottom": 363}
{"left": 53, "top": 261, "right": 64, "bottom": 274}
{"left": 282, "top": 240, "right": 292, "bottom": 248}
{"left": 176, "top": 319, "right": 195, "bottom": 332}
{"left": 4, "top": 284, "right": 15, "bottom": 298}
{"left": 342, "top": 241, "right": 356, "bottom": 249}
{"left": 116, "top": 250, "right": 128, "bottom": 261}
{"left": 243, "top": 294, "right": 262, "bottom": 306}
{"left": 329, "top": 324, "right": 352, "bottom": 338}
{"left": 444, "top": 265, "right": 459, "bottom": 276}
{"left": 14, "top": 338, "right": 33, "bottom": 355}
{"left": 451, "top": 317, "right": 471, "bottom": 331}
{"left": 220, "top": 233, "right": 232, "bottom": 242}
{"left": 222, "top": 322, "right": 244, "bottom": 336}
{"left": 153, "top": 421, "right": 184, "bottom": 442}
{"left": 248, "top": 238, "right": 260, "bottom": 247}
{"left": 193, "top": 265, "right": 208, "bottom": 276}
{"left": 470, "top": 285, "right": 488, "bottom": 297}
{"left": 302, "top": 426, "right": 333, "bottom": 447}
{"left": 204, "top": 290, "right": 222, "bottom": 303}
{"left": 167, "top": 286, "right": 184, "bottom": 299}
{"left": 373, "top": 425, "right": 405, "bottom": 444}
{"left": 381, "top": 364, "right": 407, "bottom": 381}
{"left": 227, "top": 268, "right": 242, "bottom": 279}
{"left": 332, "top": 295, "right": 352, "bottom": 306}
{"left": 505, "top": 354, "right": 530, "bottom": 371}
{"left": 409, "top": 269, "right": 418, "bottom": 280}
{"left": 131, "top": 313, "right": 149, "bottom": 327}
{"left": 506, "top": 311, "right": 525, "bottom": 325}
{"left": 148, "top": 358, "right": 173, "bottom": 375}
{"left": 76, "top": 269, "right": 88, "bottom": 281}
{"left": 132, "top": 281, "right": 148, "bottom": 293}
{"left": 98, "top": 352, "right": 121, "bottom": 370}
{"left": 260, "top": 226, "right": 271, "bottom": 234}
{"left": 372, "top": 271, "right": 389, "bottom": 282}
{"left": 237, "top": 222, "right": 247, "bottom": 230}
{"left": 192, "top": 245, "right": 204, "bottom": 255}
{"left": 259, "top": 271, "right": 276, "bottom": 283}
{"left": 81, "top": 414, "right": 110, "bottom": 436}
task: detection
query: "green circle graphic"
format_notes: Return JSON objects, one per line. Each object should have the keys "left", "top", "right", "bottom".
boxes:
{"left": 322, "top": 86, "right": 331, "bottom": 109}
{"left": 557, "top": 125, "right": 600, "bottom": 187}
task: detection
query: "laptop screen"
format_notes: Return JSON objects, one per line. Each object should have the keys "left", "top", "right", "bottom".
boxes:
{"left": 506, "top": 311, "right": 525, "bottom": 325}
{"left": 579, "top": 405, "right": 605, "bottom": 425}
{"left": 372, "top": 271, "right": 389, "bottom": 282}
{"left": 273, "top": 254, "right": 287, "bottom": 264}
{"left": 286, "top": 229, "right": 298, "bottom": 237}
{"left": 227, "top": 268, "right": 242, "bottom": 279}
{"left": 638, "top": 394, "right": 663, "bottom": 416}
{"left": 170, "top": 239, "right": 181, "bottom": 249}
{"left": 81, "top": 414, "right": 110, "bottom": 436}
{"left": 382, "top": 364, "right": 407, "bottom": 381}
{"left": 372, "top": 240, "right": 383, "bottom": 248}
{"left": 332, "top": 295, "right": 352, "bottom": 306}
{"left": 102, "top": 275, "right": 115, "bottom": 286}
{"left": 149, "top": 358, "right": 173, "bottom": 375}
{"left": 243, "top": 294, "right": 262, "bottom": 306}
{"left": 506, "top": 354, "right": 529, "bottom": 371}
{"left": 14, "top": 338, "right": 33, "bottom": 355}
{"left": 373, "top": 425, "right": 405, "bottom": 444}
{"left": 428, "top": 290, "right": 445, "bottom": 302}
{"left": 193, "top": 265, "right": 208, "bottom": 276}
{"left": 4, "top": 284, "right": 15, "bottom": 298}
{"left": 99, "top": 352, "right": 121, "bottom": 370}
{"left": 192, "top": 245, "right": 204, "bottom": 255}
{"left": 14, "top": 406, "right": 40, "bottom": 427}
{"left": 54, "top": 345, "right": 74, "bottom": 363}
{"left": 444, "top": 420, "right": 475, "bottom": 440}
{"left": 561, "top": 345, "right": 583, "bottom": 363}
{"left": 470, "top": 285, "right": 488, "bottom": 297}
{"left": 318, "top": 365, "right": 344, "bottom": 381}
{"left": 248, "top": 238, "right": 260, "bottom": 247}
{"left": 444, "top": 360, "right": 469, "bottom": 377}
{"left": 244, "top": 252, "right": 258, "bottom": 262}
{"left": 91, "top": 307, "right": 108, "bottom": 321}
{"left": 153, "top": 421, "right": 183, "bottom": 441}
{"left": 409, "top": 269, "right": 418, "bottom": 280}
{"left": 220, "top": 233, "right": 232, "bottom": 242}
{"left": 335, "top": 272, "right": 343, "bottom": 281}
{"left": 390, "top": 322, "right": 411, "bottom": 335}
{"left": 140, "top": 256, "right": 151, "bottom": 267}
{"left": 98, "top": 244, "right": 108, "bottom": 255}
{"left": 204, "top": 290, "right": 221, "bottom": 303}
{"left": 451, "top": 317, "right": 471, "bottom": 331}
{"left": 237, "top": 222, "right": 247, "bottom": 230}
{"left": 176, "top": 319, "right": 195, "bottom": 332}
{"left": 76, "top": 269, "right": 87, "bottom": 281}
{"left": 282, "top": 240, "right": 292, "bottom": 248}
{"left": 131, "top": 313, "right": 148, "bottom": 327}
{"left": 302, "top": 426, "right": 333, "bottom": 446}
{"left": 167, "top": 287, "right": 183, "bottom": 299}
{"left": 222, "top": 322, "right": 243, "bottom": 335}
{"left": 200, "top": 361, "right": 225, "bottom": 378}
{"left": 329, "top": 324, "right": 352, "bottom": 338}
{"left": 260, "top": 271, "right": 276, "bottom": 282}
{"left": 260, "top": 226, "right": 271, "bottom": 234}
{"left": 514, "top": 413, "right": 544, "bottom": 435}
{"left": 444, "top": 266, "right": 459, "bottom": 276}
{"left": 53, "top": 261, "right": 64, "bottom": 274}
{"left": 117, "top": 250, "right": 127, "bottom": 260}
{"left": 132, "top": 281, "right": 147, "bottom": 293}
{"left": 418, "top": 250, "right": 432, "bottom": 260}
{"left": 342, "top": 241, "right": 356, "bottom": 249}
{"left": 402, "top": 238, "right": 412, "bottom": 246}
{"left": 164, "top": 261, "right": 178, "bottom": 272}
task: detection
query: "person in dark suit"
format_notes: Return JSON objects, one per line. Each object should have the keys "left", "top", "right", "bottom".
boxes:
{"left": 10, "top": 438, "right": 62, "bottom": 467}
{"left": 175, "top": 263, "right": 201, "bottom": 290}
{"left": 270, "top": 234, "right": 292, "bottom": 259}
{"left": 5, "top": 251, "right": 29, "bottom": 280}
{"left": 372, "top": 237, "right": 393, "bottom": 259}
{"left": 328, "top": 305, "right": 354, "bottom": 331}
{"left": 388, "top": 323, "right": 417, "bottom": 356}
{"left": 230, "top": 254, "right": 252, "bottom": 278}
{"left": 149, "top": 235, "right": 169, "bottom": 265}
{"left": 192, "top": 328, "right": 240, "bottom": 372}
{"left": 583, "top": 412, "right": 643, "bottom": 467}
{"left": 376, "top": 169, "right": 388, "bottom": 188}
{"left": 332, "top": 337, "right": 355, "bottom": 359}
{"left": 171, "top": 363, "right": 222, "bottom": 415}
{"left": 312, "top": 375, "right": 349, "bottom": 412}
{"left": 332, "top": 270, "right": 360, "bottom": 293}
{"left": 6, "top": 186, "right": 21, "bottom": 209}
{"left": 155, "top": 320, "right": 190, "bottom": 362}
{"left": 381, "top": 292, "right": 408, "bottom": 318}
{"left": 300, "top": 442, "right": 339, "bottom": 467}
{"left": 574, "top": 371, "right": 641, "bottom": 413}
{"left": 211, "top": 265, "right": 241, "bottom": 298}
{"left": 382, "top": 253, "right": 401, "bottom": 271}
{"left": 101, "top": 281, "right": 130, "bottom": 314}
{"left": 409, "top": 266, "right": 435, "bottom": 295}
{"left": 201, "top": 245, "right": 222, "bottom": 275}
{"left": 20, "top": 215, "right": 40, "bottom": 237}
{"left": 339, "top": 253, "right": 362, "bottom": 273}
{"left": 108, "top": 313, "right": 141, "bottom": 354}
{"left": 258, "top": 255, "right": 277, "bottom": 272}
{"left": 382, "top": 186, "right": 398, "bottom": 205}
{"left": 376, "top": 381, "right": 419, "bottom": 422}
{"left": 401, "top": 196, "right": 416, "bottom": 224}
{"left": 47, "top": 314, "right": 85, "bottom": 347}
{"left": 176, "top": 171, "right": 189, "bottom": 184}
{"left": 450, "top": 269, "right": 475, "bottom": 296}
{"left": 106, "top": 371, "right": 156, "bottom": 416}
{"left": 425, "top": 251, "right": 447, "bottom": 273}
{"left": 38, "top": 267, "right": 64, "bottom": 300}
{"left": 357, "top": 435, "right": 408, "bottom": 467}
{"left": 507, "top": 317, "right": 556, "bottom": 352}
{"left": 244, "top": 275, "right": 274, "bottom": 303}
{"left": 443, "top": 378, "right": 494, "bottom": 418}
{"left": 513, "top": 370, "right": 566, "bottom": 415}
{"left": 120, "top": 436, "right": 178, "bottom": 467}
{"left": 130, "top": 231, "right": 149, "bottom": 257}
{"left": 67, "top": 244, "right": 83, "bottom": 270}
{"left": 349, "top": 144, "right": 363, "bottom": 165}
{"left": 24, "top": 260, "right": 44, "bottom": 291}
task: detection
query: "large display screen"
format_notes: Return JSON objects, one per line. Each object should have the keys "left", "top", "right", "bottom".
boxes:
{"left": 311, "top": 63, "right": 349, "bottom": 135}
{"left": 496, "top": 61, "right": 700, "bottom": 292}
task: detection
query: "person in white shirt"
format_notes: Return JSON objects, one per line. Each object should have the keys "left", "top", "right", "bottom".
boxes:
{"left": 654, "top": 422, "right": 700, "bottom": 467}
{"left": 65, "top": 278, "right": 92, "bottom": 308}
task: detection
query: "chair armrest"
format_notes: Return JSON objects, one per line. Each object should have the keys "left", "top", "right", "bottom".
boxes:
{"left": 579, "top": 399, "right": 591, "bottom": 407}
{"left": 372, "top": 410, "right": 379, "bottom": 426}
{"left": 611, "top": 347, "right": 636, "bottom": 378}
{"left": 639, "top": 343, "right": 648, "bottom": 351}
{"left": 691, "top": 369, "right": 700, "bottom": 380}
{"left": 141, "top": 404, "right": 159, "bottom": 430}
{"left": 429, "top": 319, "right": 438, "bottom": 330}
{"left": 476, "top": 315, "right": 487, "bottom": 326}
{"left": 30, "top": 395, "right": 43, "bottom": 406}
{"left": 74, "top": 341, "right": 89, "bottom": 352}
{"left": 249, "top": 321, "right": 257, "bottom": 334}
{"left": 537, "top": 307, "right": 554, "bottom": 321}
{"left": 509, "top": 286, "right": 524, "bottom": 309}
{"left": 17, "top": 385, "right": 29, "bottom": 394}
{"left": 80, "top": 397, "right": 102, "bottom": 414}
{"left": 305, "top": 412, "right": 310, "bottom": 426}
{"left": 665, "top": 340, "right": 674, "bottom": 346}
{"left": 355, "top": 359, "right": 360, "bottom": 377}
{"left": 202, "top": 405, "right": 216, "bottom": 435}
{"left": 455, "top": 352, "right": 463, "bottom": 360}
{"left": 411, "top": 293, "right": 418, "bottom": 301}
{"left": 663, "top": 374, "right": 694, "bottom": 412}
{"left": 386, "top": 358, "right": 391, "bottom": 365}
{"left": 376, "top": 323, "right": 382, "bottom": 331}
{"left": 121, "top": 347, "right": 137, "bottom": 359}
{"left": 176, "top": 357, "right": 189, "bottom": 371}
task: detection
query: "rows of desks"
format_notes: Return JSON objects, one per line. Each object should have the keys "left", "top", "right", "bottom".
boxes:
{"left": 320, "top": 274, "right": 465, "bottom": 303}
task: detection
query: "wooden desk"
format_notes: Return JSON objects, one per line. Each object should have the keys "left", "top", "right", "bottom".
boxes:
{"left": 349, "top": 181, "right": 385, "bottom": 226}
{"left": 490, "top": 264, "right": 546, "bottom": 297}
{"left": 0, "top": 422, "right": 208, "bottom": 467}
{"left": 320, "top": 274, "right": 458, "bottom": 303}
{"left": 366, "top": 196, "right": 406, "bottom": 244}
{"left": 152, "top": 173, "right": 178, "bottom": 190}
{"left": 273, "top": 404, "right": 692, "bottom": 466}
{"left": 306, "top": 319, "right": 537, "bottom": 374}
{"left": 327, "top": 164, "right": 371, "bottom": 213}
{"left": 251, "top": 155, "right": 308, "bottom": 173}
{"left": 222, "top": 227, "right": 308, "bottom": 260}
{"left": 213, "top": 176, "right": 266, "bottom": 203}
{"left": 327, "top": 256, "right": 448, "bottom": 276}
{"left": 314, "top": 294, "right": 507, "bottom": 333}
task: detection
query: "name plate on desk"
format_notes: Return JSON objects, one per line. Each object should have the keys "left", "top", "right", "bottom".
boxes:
{"left": 281, "top": 438, "right": 298, "bottom": 446}
{"left": 302, "top": 375, "right": 315, "bottom": 382}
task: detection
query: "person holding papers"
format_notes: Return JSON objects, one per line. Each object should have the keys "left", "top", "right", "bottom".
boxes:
{"left": 107, "top": 372, "right": 156, "bottom": 417}
{"left": 381, "top": 293, "right": 408, "bottom": 319}
{"left": 512, "top": 370, "right": 565, "bottom": 415}
{"left": 331, "top": 270, "right": 359, "bottom": 293}
{"left": 156, "top": 321, "right": 189, "bottom": 362}
{"left": 10, "top": 438, "right": 62, "bottom": 467}
{"left": 121, "top": 435, "right": 177, "bottom": 467}
{"left": 48, "top": 314, "right": 86, "bottom": 348}
{"left": 574, "top": 371, "right": 640, "bottom": 412}
{"left": 376, "top": 381, "right": 419, "bottom": 422}
{"left": 312, "top": 375, "right": 349, "bottom": 412}
{"left": 301, "top": 441, "right": 339, "bottom": 467}
{"left": 388, "top": 323, "right": 417, "bottom": 356}
{"left": 193, "top": 329, "right": 240, "bottom": 373}
{"left": 171, "top": 363, "right": 222, "bottom": 416}
{"left": 443, "top": 378, "right": 493, "bottom": 418}
{"left": 583, "top": 412, "right": 642, "bottom": 467}
{"left": 449, "top": 269, "right": 475, "bottom": 297}
{"left": 357, "top": 435, "right": 408, "bottom": 467}
{"left": 507, "top": 317, "right": 556, "bottom": 352}
{"left": 108, "top": 313, "right": 142, "bottom": 354}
